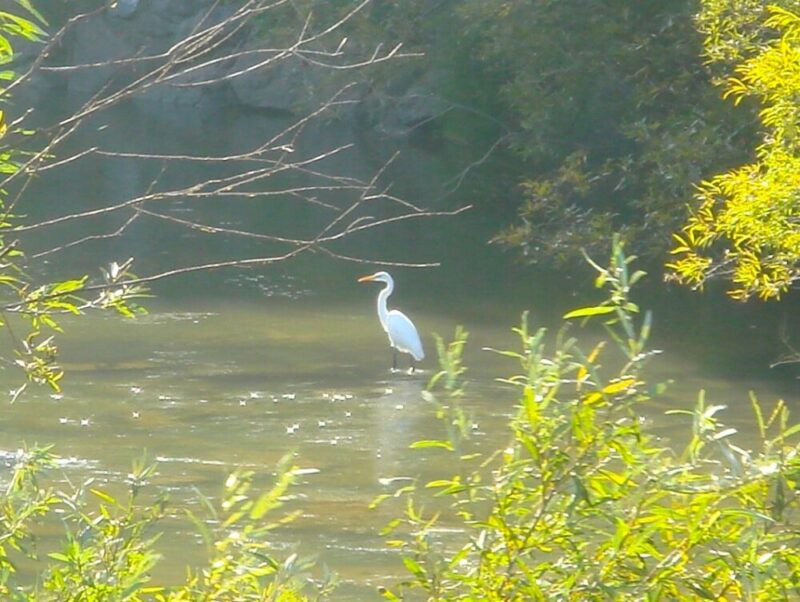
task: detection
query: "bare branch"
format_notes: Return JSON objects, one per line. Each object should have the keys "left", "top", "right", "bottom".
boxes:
{"left": 31, "top": 212, "right": 141, "bottom": 259}
{"left": 771, "top": 317, "right": 800, "bottom": 369}
{"left": 0, "top": 0, "right": 470, "bottom": 313}
{"left": 317, "top": 246, "right": 441, "bottom": 268}
{"left": 316, "top": 205, "right": 472, "bottom": 245}
{"left": 442, "top": 134, "right": 511, "bottom": 196}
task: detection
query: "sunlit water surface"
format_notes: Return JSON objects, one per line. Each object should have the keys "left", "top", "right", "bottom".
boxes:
{"left": 0, "top": 281, "right": 797, "bottom": 598}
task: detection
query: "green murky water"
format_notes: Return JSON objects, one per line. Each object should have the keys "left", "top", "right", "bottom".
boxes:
{"left": 1, "top": 280, "right": 796, "bottom": 598}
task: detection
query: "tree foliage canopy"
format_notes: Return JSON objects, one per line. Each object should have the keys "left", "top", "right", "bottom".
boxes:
{"left": 668, "top": 3, "right": 800, "bottom": 300}
{"left": 441, "top": 0, "right": 756, "bottom": 264}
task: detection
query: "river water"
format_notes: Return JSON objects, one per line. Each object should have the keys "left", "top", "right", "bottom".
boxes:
{"left": 1, "top": 103, "right": 798, "bottom": 599}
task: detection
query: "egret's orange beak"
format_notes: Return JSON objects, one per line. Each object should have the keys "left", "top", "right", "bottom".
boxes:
{"left": 357, "top": 274, "right": 376, "bottom": 283}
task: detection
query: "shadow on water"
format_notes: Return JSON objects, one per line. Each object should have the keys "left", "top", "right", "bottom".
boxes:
{"left": 1, "top": 103, "right": 797, "bottom": 597}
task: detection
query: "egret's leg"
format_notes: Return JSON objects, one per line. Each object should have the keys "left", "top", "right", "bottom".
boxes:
{"left": 392, "top": 351, "right": 397, "bottom": 372}
{"left": 409, "top": 358, "right": 416, "bottom": 374}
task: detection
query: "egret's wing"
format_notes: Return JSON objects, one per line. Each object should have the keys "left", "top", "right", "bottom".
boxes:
{"left": 387, "top": 310, "right": 425, "bottom": 361}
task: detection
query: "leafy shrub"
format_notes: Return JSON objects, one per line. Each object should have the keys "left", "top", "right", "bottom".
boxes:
{"left": 0, "top": 449, "right": 330, "bottom": 601}
{"left": 379, "top": 239, "right": 800, "bottom": 600}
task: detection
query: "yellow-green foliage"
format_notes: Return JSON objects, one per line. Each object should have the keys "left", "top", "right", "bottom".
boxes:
{"left": 381, "top": 241, "right": 800, "bottom": 601}
{"left": 0, "top": 451, "right": 325, "bottom": 601}
{"left": 669, "top": 4, "right": 800, "bottom": 300}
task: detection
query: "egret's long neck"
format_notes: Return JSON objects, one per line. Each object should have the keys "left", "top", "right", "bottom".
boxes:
{"left": 376, "top": 280, "right": 393, "bottom": 332}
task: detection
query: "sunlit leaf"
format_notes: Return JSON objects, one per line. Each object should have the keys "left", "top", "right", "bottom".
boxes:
{"left": 89, "top": 488, "right": 116, "bottom": 505}
{"left": 601, "top": 377, "right": 637, "bottom": 395}
{"left": 409, "top": 440, "right": 454, "bottom": 451}
{"left": 577, "top": 341, "right": 605, "bottom": 384}
{"left": 563, "top": 305, "right": 616, "bottom": 319}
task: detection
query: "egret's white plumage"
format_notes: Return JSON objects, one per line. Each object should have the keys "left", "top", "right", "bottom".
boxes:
{"left": 358, "top": 271, "right": 424, "bottom": 369}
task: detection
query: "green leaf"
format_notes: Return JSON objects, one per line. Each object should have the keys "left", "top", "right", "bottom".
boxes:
{"left": 425, "top": 479, "right": 458, "bottom": 489}
{"left": 368, "top": 494, "right": 391, "bottom": 510}
{"left": 222, "top": 510, "right": 244, "bottom": 528}
{"left": 249, "top": 491, "right": 278, "bottom": 520}
{"left": 780, "top": 422, "right": 800, "bottom": 439}
{"left": 409, "top": 440, "right": 454, "bottom": 451}
{"left": 563, "top": 305, "right": 616, "bottom": 319}
{"left": 89, "top": 488, "right": 116, "bottom": 505}
{"left": 402, "top": 556, "right": 427, "bottom": 579}
{"left": 50, "top": 277, "right": 87, "bottom": 295}
{"left": 380, "top": 587, "right": 402, "bottom": 601}
{"left": 13, "top": 0, "right": 49, "bottom": 26}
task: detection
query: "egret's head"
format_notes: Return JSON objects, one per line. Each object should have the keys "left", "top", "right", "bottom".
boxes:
{"left": 357, "top": 271, "right": 392, "bottom": 284}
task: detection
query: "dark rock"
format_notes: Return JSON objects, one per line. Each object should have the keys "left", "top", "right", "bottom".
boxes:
{"left": 18, "top": 2, "right": 441, "bottom": 137}
{"left": 358, "top": 69, "right": 449, "bottom": 139}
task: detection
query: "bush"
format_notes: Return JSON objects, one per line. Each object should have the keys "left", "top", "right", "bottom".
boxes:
{"left": 379, "top": 239, "right": 800, "bottom": 600}
{"left": 0, "top": 449, "right": 332, "bottom": 601}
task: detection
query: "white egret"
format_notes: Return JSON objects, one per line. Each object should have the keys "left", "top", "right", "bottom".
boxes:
{"left": 358, "top": 271, "right": 424, "bottom": 372}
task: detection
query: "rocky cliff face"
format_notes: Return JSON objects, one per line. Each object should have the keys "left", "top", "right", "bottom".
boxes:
{"left": 19, "top": 1, "right": 445, "bottom": 139}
